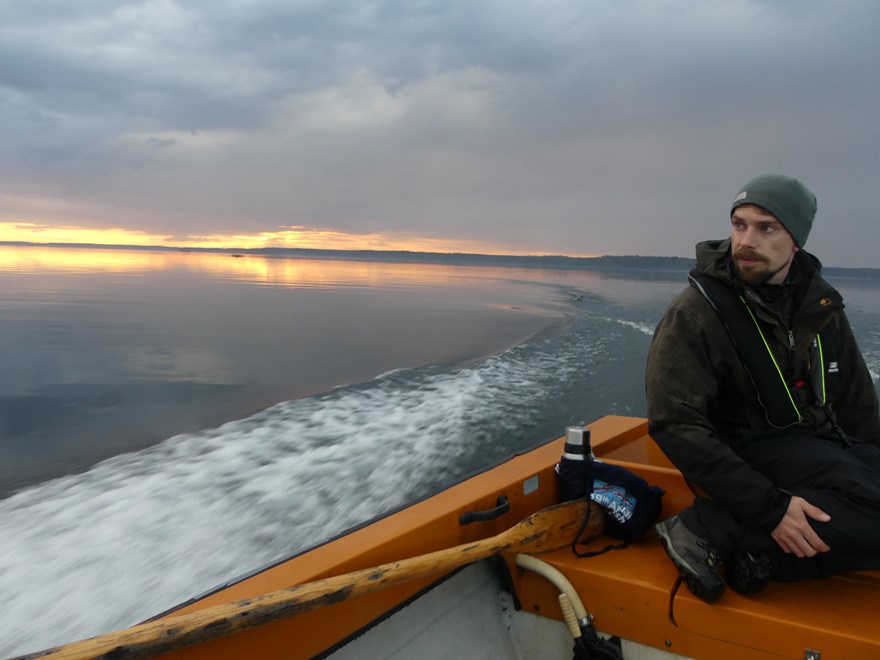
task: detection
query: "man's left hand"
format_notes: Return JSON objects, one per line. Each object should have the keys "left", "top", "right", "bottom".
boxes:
{"left": 771, "top": 496, "right": 831, "bottom": 557}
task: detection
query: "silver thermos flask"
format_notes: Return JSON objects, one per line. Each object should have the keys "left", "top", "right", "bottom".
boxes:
{"left": 563, "top": 425, "right": 595, "bottom": 461}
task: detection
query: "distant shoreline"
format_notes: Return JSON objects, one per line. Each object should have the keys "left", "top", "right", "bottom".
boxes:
{"left": 1, "top": 240, "right": 877, "bottom": 278}
{"left": 0, "top": 240, "right": 701, "bottom": 273}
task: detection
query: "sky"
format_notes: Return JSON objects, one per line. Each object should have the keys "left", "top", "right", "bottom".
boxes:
{"left": 2, "top": 1, "right": 879, "bottom": 266}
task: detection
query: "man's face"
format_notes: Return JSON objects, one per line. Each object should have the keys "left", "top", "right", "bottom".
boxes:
{"left": 730, "top": 204, "right": 799, "bottom": 286}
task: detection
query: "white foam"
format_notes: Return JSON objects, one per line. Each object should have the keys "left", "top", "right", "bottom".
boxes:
{"left": 0, "top": 325, "right": 601, "bottom": 656}
{"left": 864, "top": 353, "right": 880, "bottom": 383}
{"left": 865, "top": 329, "right": 880, "bottom": 383}
{"left": 602, "top": 317, "right": 656, "bottom": 336}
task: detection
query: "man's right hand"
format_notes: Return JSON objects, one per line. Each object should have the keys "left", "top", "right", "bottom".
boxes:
{"left": 771, "top": 496, "right": 831, "bottom": 557}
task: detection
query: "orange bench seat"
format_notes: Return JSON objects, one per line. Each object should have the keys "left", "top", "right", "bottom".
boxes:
{"left": 506, "top": 430, "right": 880, "bottom": 660}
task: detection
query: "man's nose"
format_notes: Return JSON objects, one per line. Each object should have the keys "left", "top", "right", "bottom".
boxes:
{"left": 740, "top": 225, "right": 760, "bottom": 248}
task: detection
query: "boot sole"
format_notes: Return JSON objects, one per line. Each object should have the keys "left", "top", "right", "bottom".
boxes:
{"left": 727, "top": 553, "right": 771, "bottom": 595}
{"left": 655, "top": 523, "right": 725, "bottom": 604}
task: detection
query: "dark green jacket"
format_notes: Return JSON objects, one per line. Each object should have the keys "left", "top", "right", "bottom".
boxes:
{"left": 646, "top": 240, "right": 880, "bottom": 531}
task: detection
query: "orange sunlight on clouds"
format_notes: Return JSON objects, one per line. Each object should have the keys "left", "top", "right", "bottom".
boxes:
{"left": 0, "top": 222, "right": 172, "bottom": 247}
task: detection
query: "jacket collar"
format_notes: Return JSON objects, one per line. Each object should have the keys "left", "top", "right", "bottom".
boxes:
{"left": 694, "top": 239, "right": 843, "bottom": 326}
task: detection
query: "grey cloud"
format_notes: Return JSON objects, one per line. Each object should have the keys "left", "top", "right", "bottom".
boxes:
{"left": 1, "top": 1, "right": 880, "bottom": 265}
{"left": 145, "top": 137, "right": 177, "bottom": 150}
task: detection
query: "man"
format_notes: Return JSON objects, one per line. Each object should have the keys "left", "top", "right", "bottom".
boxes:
{"left": 646, "top": 174, "right": 880, "bottom": 603}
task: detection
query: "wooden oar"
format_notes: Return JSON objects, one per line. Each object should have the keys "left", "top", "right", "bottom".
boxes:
{"left": 17, "top": 498, "right": 596, "bottom": 660}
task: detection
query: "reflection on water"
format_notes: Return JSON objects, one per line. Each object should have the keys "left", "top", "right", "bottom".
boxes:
{"left": 0, "top": 245, "right": 693, "bottom": 292}
{"left": 0, "top": 245, "right": 577, "bottom": 495}
{"left": 1, "top": 245, "right": 583, "bottom": 290}
{"left": 0, "top": 245, "right": 171, "bottom": 274}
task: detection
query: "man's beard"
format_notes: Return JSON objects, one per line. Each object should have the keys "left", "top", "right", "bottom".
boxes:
{"left": 733, "top": 251, "right": 788, "bottom": 287}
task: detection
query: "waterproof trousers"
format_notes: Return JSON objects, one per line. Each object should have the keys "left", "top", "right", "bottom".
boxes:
{"left": 680, "top": 433, "right": 880, "bottom": 581}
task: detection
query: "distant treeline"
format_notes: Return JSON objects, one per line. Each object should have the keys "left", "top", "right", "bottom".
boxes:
{"left": 3, "top": 241, "right": 879, "bottom": 279}
{"left": 247, "top": 249, "right": 698, "bottom": 272}
{"left": 824, "top": 267, "right": 880, "bottom": 280}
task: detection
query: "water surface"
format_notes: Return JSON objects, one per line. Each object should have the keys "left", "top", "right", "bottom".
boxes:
{"left": 0, "top": 246, "right": 571, "bottom": 495}
{"left": 1, "top": 245, "right": 878, "bottom": 656}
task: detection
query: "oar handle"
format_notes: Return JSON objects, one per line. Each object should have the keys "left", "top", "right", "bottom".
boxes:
{"left": 16, "top": 499, "right": 595, "bottom": 660}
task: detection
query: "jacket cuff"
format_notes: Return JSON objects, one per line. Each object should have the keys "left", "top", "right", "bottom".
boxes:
{"left": 756, "top": 490, "right": 791, "bottom": 532}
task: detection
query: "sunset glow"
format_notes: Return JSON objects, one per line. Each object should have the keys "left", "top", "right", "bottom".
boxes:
{"left": 0, "top": 245, "right": 591, "bottom": 295}
{"left": 0, "top": 222, "right": 591, "bottom": 257}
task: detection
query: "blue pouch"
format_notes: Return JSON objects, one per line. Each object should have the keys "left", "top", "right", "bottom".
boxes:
{"left": 557, "top": 457, "right": 665, "bottom": 553}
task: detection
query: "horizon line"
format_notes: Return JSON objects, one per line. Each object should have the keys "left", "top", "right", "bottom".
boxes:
{"left": 0, "top": 239, "right": 687, "bottom": 261}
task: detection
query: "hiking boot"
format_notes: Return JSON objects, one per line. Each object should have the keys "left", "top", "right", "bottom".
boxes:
{"left": 655, "top": 515, "right": 725, "bottom": 604}
{"left": 726, "top": 552, "right": 771, "bottom": 595}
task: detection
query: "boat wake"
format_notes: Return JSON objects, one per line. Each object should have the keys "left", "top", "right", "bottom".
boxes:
{"left": 601, "top": 317, "right": 656, "bottom": 336}
{"left": 0, "top": 303, "right": 656, "bottom": 657}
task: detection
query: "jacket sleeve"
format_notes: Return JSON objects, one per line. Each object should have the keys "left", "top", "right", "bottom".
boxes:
{"left": 645, "top": 297, "right": 791, "bottom": 531}
{"left": 832, "top": 310, "right": 880, "bottom": 445}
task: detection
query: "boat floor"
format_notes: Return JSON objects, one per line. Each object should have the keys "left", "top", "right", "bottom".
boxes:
{"left": 328, "top": 559, "right": 673, "bottom": 660}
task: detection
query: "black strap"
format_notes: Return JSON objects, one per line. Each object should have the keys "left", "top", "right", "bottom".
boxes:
{"left": 570, "top": 500, "right": 628, "bottom": 558}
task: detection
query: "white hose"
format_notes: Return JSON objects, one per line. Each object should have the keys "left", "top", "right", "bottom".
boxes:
{"left": 515, "top": 553, "right": 591, "bottom": 628}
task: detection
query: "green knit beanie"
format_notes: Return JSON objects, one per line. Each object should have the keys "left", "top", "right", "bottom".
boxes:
{"left": 730, "top": 174, "right": 817, "bottom": 247}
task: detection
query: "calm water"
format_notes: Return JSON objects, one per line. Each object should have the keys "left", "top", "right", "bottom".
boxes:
{"left": 1, "top": 245, "right": 878, "bottom": 656}
{"left": 0, "top": 247, "right": 573, "bottom": 495}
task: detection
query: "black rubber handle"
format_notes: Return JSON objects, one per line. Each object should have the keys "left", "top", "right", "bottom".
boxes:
{"left": 459, "top": 495, "right": 510, "bottom": 525}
